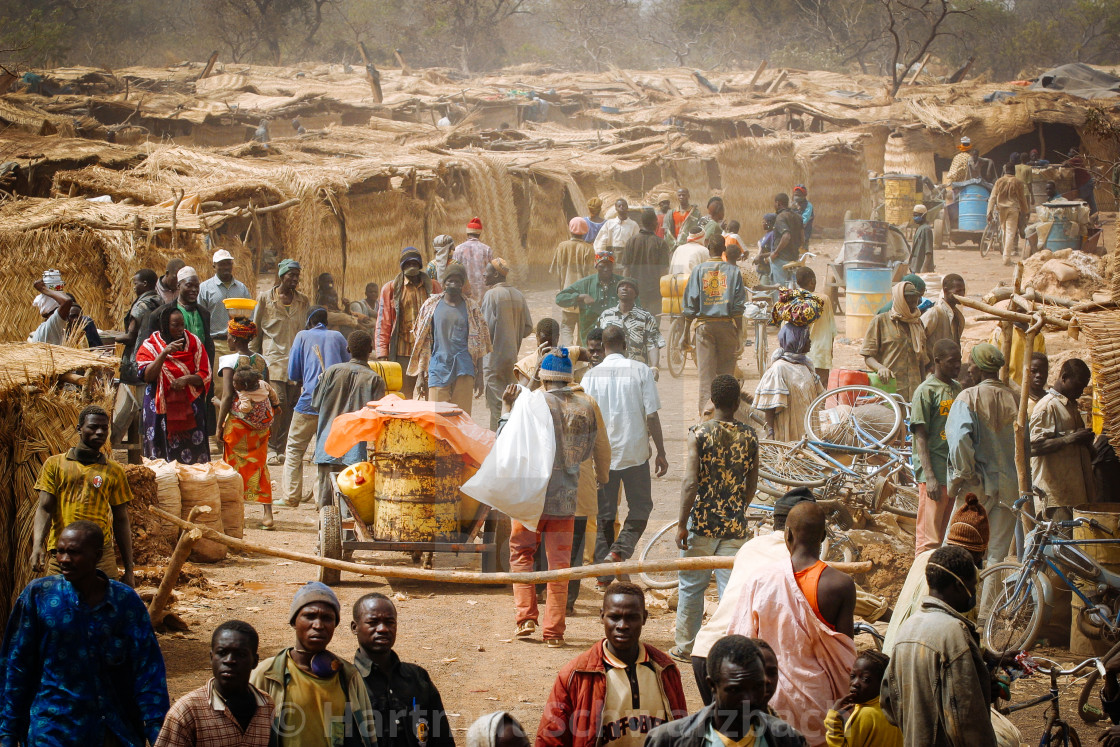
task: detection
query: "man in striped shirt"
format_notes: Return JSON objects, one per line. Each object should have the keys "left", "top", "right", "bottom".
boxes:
{"left": 597, "top": 279, "right": 664, "bottom": 375}
{"left": 156, "top": 620, "right": 276, "bottom": 747}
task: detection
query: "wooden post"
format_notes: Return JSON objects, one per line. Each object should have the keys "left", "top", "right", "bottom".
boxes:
{"left": 766, "top": 70, "right": 788, "bottom": 94}
{"left": 149, "top": 507, "right": 872, "bottom": 583}
{"left": 148, "top": 506, "right": 206, "bottom": 625}
{"left": 394, "top": 48, "right": 411, "bottom": 75}
{"left": 197, "top": 51, "right": 219, "bottom": 81}
{"left": 748, "top": 60, "right": 768, "bottom": 89}
{"left": 1014, "top": 315, "right": 1044, "bottom": 541}
{"left": 906, "top": 53, "right": 931, "bottom": 85}
{"left": 998, "top": 321, "right": 1013, "bottom": 384}
{"left": 358, "top": 42, "right": 383, "bottom": 104}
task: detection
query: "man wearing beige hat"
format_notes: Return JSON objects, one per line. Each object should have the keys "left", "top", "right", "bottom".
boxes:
{"left": 481, "top": 258, "right": 533, "bottom": 430}
{"left": 199, "top": 248, "right": 252, "bottom": 356}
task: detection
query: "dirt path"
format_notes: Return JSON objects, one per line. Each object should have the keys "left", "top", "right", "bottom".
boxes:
{"left": 151, "top": 236, "right": 1102, "bottom": 742}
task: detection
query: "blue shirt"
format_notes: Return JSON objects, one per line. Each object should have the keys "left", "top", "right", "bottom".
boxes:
{"left": 428, "top": 298, "right": 474, "bottom": 388}
{"left": 800, "top": 200, "right": 815, "bottom": 228}
{"left": 682, "top": 260, "right": 747, "bottom": 319}
{"left": 0, "top": 573, "right": 169, "bottom": 747}
{"left": 287, "top": 324, "right": 349, "bottom": 414}
{"left": 584, "top": 217, "right": 606, "bottom": 245}
{"left": 198, "top": 275, "right": 252, "bottom": 335}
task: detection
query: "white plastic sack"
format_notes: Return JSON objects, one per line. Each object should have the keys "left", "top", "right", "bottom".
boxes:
{"left": 460, "top": 387, "right": 555, "bottom": 531}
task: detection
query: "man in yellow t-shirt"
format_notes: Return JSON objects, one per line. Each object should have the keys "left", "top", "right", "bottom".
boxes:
{"left": 30, "top": 405, "right": 134, "bottom": 586}
{"left": 251, "top": 582, "right": 377, "bottom": 747}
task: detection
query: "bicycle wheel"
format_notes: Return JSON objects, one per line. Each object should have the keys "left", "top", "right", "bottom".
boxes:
{"left": 980, "top": 216, "right": 1001, "bottom": 257}
{"left": 667, "top": 317, "right": 686, "bottom": 378}
{"left": 757, "top": 439, "right": 831, "bottom": 488}
{"left": 804, "top": 385, "right": 904, "bottom": 448}
{"left": 638, "top": 521, "right": 681, "bottom": 589}
{"left": 983, "top": 565, "right": 1045, "bottom": 653}
{"left": 881, "top": 484, "right": 919, "bottom": 519}
{"left": 823, "top": 533, "right": 858, "bottom": 564}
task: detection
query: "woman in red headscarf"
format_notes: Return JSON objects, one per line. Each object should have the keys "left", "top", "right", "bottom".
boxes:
{"left": 136, "top": 306, "right": 212, "bottom": 464}
{"left": 214, "top": 317, "right": 276, "bottom": 527}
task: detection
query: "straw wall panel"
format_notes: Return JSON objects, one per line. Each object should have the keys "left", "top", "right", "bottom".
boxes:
{"left": 884, "top": 131, "right": 937, "bottom": 181}
{"left": 716, "top": 138, "right": 803, "bottom": 231}
{"left": 525, "top": 177, "right": 570, "bottom": 276}
{"left": 802, "top": 149, "right": 872, "bottom": 231}
{"left": 666, "top": 159, "right": 712, "bottom": 203}
{"left": 273, "top": 185, "right": 345, "bottom": 303}
{"left": 460, "top": 154, "right": 523, "bottom": 278}
{"left": 341, "top": 190, "right": 426, "bottom": 301}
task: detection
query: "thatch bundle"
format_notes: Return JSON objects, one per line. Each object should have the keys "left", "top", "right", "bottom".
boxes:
{"left": 459, "top": 154, "right": 523, "bottom": 277}
{"left": 1077, "top": 310, "right": 1120, "bottom": 455}
{"left": 716, "top": 137, "right": 803, "bottom": 230}
{"left": 0, "top": 344, "right": 117, "bottom": 625}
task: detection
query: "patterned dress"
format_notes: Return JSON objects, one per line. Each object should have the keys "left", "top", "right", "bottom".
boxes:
{"left": 219, "top": 354, "right": 273, "bottom": 504}
{"left": 689, "top": 419, "right": 759, "bottom": 539}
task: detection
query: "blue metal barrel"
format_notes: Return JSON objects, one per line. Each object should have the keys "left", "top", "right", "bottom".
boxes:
{"left": 1044, "top": 219, "right": 1082, "bottom": 251}
{"left": 957, "top": 183, "right": 989, "bottom": 231}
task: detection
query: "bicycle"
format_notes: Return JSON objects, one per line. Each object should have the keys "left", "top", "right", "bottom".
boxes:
{"left": 637, "top": 502, "right": 859, "bottom": 589}
{"left": 980, "top": 208, "right": 1004, "bottom": 258}
{"left": 998, "top": 654, "right": 1106, "bottom": 747}
{"left": 666, "top": 295, "right": 772, "bottom": 379}
{"left": 982, "top": 503, "right": 1120, "bottom": 654}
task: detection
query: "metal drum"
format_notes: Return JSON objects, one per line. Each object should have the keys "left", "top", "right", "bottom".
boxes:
{"left": 660, "top": 273, "right": 689, "bottom": 314}
{"left": 957, "top": 183, "right": 990, "bottom": 231}
{"left": 844, "top": 267, "right": 892, "bottom": 339}
{"left": 368, "top": 360, "right": 404, "bottom": 392}
{"left": 1070, "top": 504, "right": 1120, "bottom": 656}
{"left": 1043, "top": 218, "right": 1083, "bottom": 251}
{"left": 882, "top": 174, "right": 923, "bottom": 225}
{"left": 371, "top": 419, "right": 462, "bottom": 542}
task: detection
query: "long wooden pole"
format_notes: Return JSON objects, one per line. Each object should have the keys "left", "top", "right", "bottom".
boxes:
{"left": 149, "top": 507, "right": 872, "bottom": 582}
{"left": 1015, "top": 315, "right": 1044, "bottom": 544}
{"left": 148, "top": 528, "right": 202, "bottom": 625}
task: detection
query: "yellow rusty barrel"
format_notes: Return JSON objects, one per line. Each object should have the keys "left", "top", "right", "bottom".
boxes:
{"left": 371, "top": 418, "right": 462, "bottom": 541}
{"left": 1070, "top": 503, "right": 1120, "bottom": 656}
{"left": 369, "top": 360, "right": 404, "bottom": 393}
{"left": 882, "top": 174, "right": 923, "bottom": 226}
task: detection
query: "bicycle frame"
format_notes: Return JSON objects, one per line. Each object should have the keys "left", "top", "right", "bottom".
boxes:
{"left": 999, "top": 520, "right": 1120, "bottom": 632}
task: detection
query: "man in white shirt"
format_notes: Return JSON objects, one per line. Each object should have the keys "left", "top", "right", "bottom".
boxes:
{"left": 667, "top": 228, "right": 709, "bottom": 276}
{"left": 582, "top": 326, "right": 668, "bottom": 591}
{"left": 593, "top": 199, "right": 640, "bottom": 255}
{"left": 198, "top": 248, "right": 252, "bottom": 354}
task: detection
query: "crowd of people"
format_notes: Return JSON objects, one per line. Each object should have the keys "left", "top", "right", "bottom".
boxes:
{"left": 6, "top": 178, "right": 1113, "bottom": 747}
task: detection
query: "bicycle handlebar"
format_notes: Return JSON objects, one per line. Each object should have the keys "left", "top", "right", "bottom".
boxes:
{"left": 1034, "top": 656, "right": 1107, "bottom": 678}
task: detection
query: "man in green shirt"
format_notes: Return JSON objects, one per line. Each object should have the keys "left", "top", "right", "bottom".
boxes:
{"left": 910, "top": 338, "right": 962, "bottom": 557}
{"left": 554, "top": 250, "right": 629, "bottom": 346}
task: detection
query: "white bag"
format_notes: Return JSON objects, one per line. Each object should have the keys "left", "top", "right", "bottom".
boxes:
{"left": 461, "top": 387, "right": 554, "bottom": 531}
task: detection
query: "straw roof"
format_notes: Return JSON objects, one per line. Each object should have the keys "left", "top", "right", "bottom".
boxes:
{"left": 0, "top": 343, "right": 117, "bottom": 395}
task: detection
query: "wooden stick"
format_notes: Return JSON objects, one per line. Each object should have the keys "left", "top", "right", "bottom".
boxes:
{"left": 148, "top": 506, "right": 205, "bottom": 624}
{"left": 766, "top": 70, "right": 788, "bottom": 94}
{"left": 950, "top": 293, "right": 1069, "bottom": 330}
{"left": 197, "top": 51, "right": 219, "bottom": 81}
{"left": 149, "top": 507, "right": 873, "bottom": 582}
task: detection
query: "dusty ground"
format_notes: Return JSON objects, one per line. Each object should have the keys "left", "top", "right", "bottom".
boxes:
{"left": 136, "top": 225, "right": 1112, "bottom": 743}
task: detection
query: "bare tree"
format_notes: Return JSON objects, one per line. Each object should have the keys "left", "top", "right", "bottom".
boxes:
{"left": 792, "top": 0, "right": 883, "bottom": 73}
{"left": 638, "top": 1, "right": 712, "bottom": 67}
{"left": 425, "top": 0, "right": 529, "bottom": 73}
{"left": 544, "top": 0, "right": 633, "bottom": 71}
{"left": 879, "top": 0, "right": 976, "bottom": 95}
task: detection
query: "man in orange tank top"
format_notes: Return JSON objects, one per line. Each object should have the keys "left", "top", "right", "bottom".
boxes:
{"left": 727, "top": 502, "right": 856, "bottom": 746}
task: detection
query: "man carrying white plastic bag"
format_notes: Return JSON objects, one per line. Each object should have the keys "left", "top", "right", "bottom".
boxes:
{"left": 462, "top": 348, "right": 609, "bottom": 647}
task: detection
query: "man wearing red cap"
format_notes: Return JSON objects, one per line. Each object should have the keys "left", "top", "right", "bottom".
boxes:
{"left": 453, "top": 217, "right": 492, "bottom": 299}
{"left": 551, "top": 217, "right": 596, "bottom": 346}
{"left": 555, "top": 250, "right": 628, "bottom": 346}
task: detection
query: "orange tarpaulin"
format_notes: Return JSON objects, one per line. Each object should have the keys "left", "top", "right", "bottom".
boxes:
{"left": 323, "top": 396, "right": 496, "bottom": 467}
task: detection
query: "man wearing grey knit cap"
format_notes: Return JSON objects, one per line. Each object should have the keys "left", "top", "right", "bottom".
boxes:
{"left": 251, "top": 582, "right": 377, "bottom": 746}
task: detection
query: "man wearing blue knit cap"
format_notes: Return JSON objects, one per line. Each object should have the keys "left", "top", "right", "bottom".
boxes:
{"left": 500, "top": 348, "right": 610, "bottom": 648}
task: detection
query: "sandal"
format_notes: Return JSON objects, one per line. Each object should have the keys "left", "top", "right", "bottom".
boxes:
{"left": 257, "top": 522, "right": 275, "bottom": 531}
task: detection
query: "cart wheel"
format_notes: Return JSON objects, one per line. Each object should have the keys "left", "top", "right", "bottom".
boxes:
{"left": 933, "top": 217, "right": 945, "bottom": 252}
{"left": 481, "top": 513, "right": 511, "bottom": 574}
{"left": 318, "top": 504, "right": 342, "bottom": 585}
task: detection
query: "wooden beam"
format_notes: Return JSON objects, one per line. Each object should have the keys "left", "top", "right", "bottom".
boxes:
{"left": 150, "top": 507, "right": 873, "bottom": 583}
{"left": 950, "top": 293, "right": 1070, "bottom": 330}
{"left": 766, "top": 70, "right": 788, "bottom": 95}
{"left": 197, "top": 51, "right": 219, "bottom": 81}
{"left": 906, "top": 53, "right": 931, "bottom": 86}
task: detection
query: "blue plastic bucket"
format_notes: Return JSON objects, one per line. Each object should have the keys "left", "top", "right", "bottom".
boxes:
{"left": 958, "top": 183, "right": 989, "bottom": 231}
